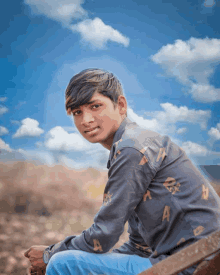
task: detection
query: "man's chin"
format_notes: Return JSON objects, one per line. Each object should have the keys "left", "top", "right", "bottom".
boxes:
{"left": 84, "top": 135, "right": 101, "bottom": 143}
{"left": 88, "top": 139, "right": 99, "bottom": 144}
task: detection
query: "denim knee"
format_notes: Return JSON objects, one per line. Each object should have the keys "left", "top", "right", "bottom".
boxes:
{"left": 46, "top": 253, "right": 60, "bottom": 274}
{"left": 46, "top": 251, "right": 76, "bottom": 274}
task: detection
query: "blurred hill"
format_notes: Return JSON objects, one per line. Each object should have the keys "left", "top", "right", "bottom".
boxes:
{"left": 0, "top": 161, "right": 108, "bottom": 216}
{"left": 0, "top": 161, "right": 115, "bottom": 274}
{"left": 200, "top": 165, "right": 220, "bottom": 181}
{"left": 200, "top": 165, "right": 220, "bottom": 195}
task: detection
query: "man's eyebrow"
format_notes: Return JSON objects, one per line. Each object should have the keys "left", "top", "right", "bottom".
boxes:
{"left": 71, "top": 100, "right": 100, "bottom": 111}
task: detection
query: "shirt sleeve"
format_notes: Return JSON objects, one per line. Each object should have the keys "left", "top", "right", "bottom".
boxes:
{"left": 44, "top": 147, "right": 154, "bottom": 263}
{"left": 112, "top": 212, "right": 152, "bottom": 258}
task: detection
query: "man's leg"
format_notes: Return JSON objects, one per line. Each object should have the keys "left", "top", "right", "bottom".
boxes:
{"left": 46, "top": 250, "right": 152, "bottom": 275}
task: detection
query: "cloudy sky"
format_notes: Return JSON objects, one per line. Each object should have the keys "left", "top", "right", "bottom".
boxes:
{"left": 1, "top": 0, "right": 220, "bottom": 169}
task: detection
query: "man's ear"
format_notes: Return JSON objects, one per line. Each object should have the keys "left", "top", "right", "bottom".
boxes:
{"left": 117, "top": 95, "right": 127, "bottom": 115}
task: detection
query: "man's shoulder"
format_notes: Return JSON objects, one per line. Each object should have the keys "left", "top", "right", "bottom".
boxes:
{"left": 113, "top": 120, "right": 182, "bottom": 172}
{"left": 116, "top": 121, "right": 165, "bottom": 151}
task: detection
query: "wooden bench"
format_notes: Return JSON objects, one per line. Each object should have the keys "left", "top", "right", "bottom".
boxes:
{"left": 138, "top": 230, "right": 220, "bottom": 275}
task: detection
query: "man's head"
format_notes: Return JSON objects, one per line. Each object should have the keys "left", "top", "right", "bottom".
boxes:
{"left": 65, "top": 68, "right": 127, "bottom": 150}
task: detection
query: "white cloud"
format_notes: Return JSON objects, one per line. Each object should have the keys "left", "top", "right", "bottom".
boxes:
{"left": 0, "top": 138, "right": 12, "bottom": 152}
{"left": 145, "top": 103, "right": 211, "bottom": 130}
{"left": 151, "top": 38, "right": 220, "bottom": 102}
{"left": 0, "top": 105, "right": 8, "bottom": 115}
{"left": 24, "top": 0, "right": 87, "bottom": 24}
{"left": 182, "top": 141, "right": 208, "bottom": 156}
{"left": 13, "top": 118, "right": 44, "bottom": 138}
{"left": 176, "top": 127, "right": 187, "bottom": 135}
{"left": 128, "top": 103, "right": 210, "bottom": 139}
{"left": 190, "top": 84, "right": 220, "bottom": 103}
{"left": 17, "top": 148, "right": 54, "bottom": 165}
{"left": 128, "top": 107, "right": 162, "bottom": 133}
{"left": 208, "top": 124, "right": 220, "bottom": 140}
{"left": 70, "top": 18, "right": 130, "bottom": 48}
{"left": 44, "top": 126, "right": 109, "bottom": 168}
{"left": 62, "top": 126, "right": 77, "bottom": 132}
{"left": 24, "top": 0, "right": 129, "bottom": 48}
{"left": 128, "top": 107, "right": 179, "bottom": 136}
{"left": 45, "top": 126, "right": 92, "bottom": 151}
{"left": 0, "top": 97, "right": 7, "bottom": 102}
{"left": 204, "top": 0, "right": 215, "bottom": 7}
{"left": 169, "top": 137, "right": 182, "bottom": 147}
{"left": 0, "top": 126, "right": 9, "bottom": 136}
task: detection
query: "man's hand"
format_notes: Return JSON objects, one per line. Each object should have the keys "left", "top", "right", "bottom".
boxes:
{"left": 27, "top": 266, "right": 46, "bottom": 275}
{"left": 24, "top": 245, "right": 48, "bottom": 271}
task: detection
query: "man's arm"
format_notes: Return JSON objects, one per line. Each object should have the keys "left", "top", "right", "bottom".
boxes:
{"left": 113, "top": 212, "right": 152, "bottom": 258}
{"left": 42, "top": 147, "right": 154, "bottom": 264}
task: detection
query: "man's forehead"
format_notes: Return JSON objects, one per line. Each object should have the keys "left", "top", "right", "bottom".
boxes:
{"left": 71, "top": 94, "right": 105, "bottom": 111}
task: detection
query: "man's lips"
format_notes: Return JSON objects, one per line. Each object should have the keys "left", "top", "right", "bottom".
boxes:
{"left": 84, "top": 126, "right": 99, "bottom": 133}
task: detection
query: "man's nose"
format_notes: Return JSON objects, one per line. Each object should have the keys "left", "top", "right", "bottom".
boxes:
{"left": 81, "top": 111, "right": 94, "bottom": 125}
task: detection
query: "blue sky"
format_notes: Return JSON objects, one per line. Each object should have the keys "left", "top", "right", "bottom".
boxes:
{"left": 0, "top": 0, "right": 220, "bottom": 169}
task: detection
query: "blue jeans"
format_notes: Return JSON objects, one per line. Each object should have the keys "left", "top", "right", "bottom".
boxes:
{"left": 46, "top": 250, "right": 152, "bottom": 275}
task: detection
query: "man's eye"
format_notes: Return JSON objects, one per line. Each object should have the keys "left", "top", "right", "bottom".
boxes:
{"left": 73, "top": 110, "right": 81, "bottom": 116}
{"left": 92, "top": 104, "right": 101, "bottom": 109}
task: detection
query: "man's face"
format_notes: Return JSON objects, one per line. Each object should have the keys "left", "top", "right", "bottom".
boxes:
{"left": 71, "top": 92, "right": 125, "bottom": 150}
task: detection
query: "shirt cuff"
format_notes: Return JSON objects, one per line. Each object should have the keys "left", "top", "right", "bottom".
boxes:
{"left": 43, "top": 245, "right": 54, "bottom": 264}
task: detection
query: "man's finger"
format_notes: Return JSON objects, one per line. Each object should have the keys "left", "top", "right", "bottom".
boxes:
{"left": 29, "top": 266, "right": 45, "bottom": 275}
{"left": 27, "top": 266, "right": 32, "bottom": 275}
{"left": 28, "top": 266, "right": 38, "bottom": 275}
{"left": 24, "top": 247, "right": 32, "bottom": 257}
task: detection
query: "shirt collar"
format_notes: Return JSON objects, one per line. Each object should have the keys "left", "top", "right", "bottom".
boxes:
{"left": 107, "top": 117, "right": 131, "bottom": 169}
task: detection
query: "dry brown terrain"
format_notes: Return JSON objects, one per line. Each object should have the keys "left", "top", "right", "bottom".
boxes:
{"left": 0, "top": 161, "right": 129, "bottom": 274}
{"left": 0, "top": 161, "right": 219, "bottom": 274}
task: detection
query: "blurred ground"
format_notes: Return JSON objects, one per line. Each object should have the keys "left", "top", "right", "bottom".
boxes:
{"left": 0, "top": 161, "right": 129, "bottom": 274}
{"left": 0, "top": 161, "right": 219, "bottom": 274}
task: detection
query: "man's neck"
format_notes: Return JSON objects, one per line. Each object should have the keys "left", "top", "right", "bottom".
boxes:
{"left": 100, "top": 117, "right": 125, "bottom": 150}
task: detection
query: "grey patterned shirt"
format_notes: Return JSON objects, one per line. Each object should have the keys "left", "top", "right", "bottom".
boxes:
{"left": 44, "top": 118, "right": 220, "bottom": 274}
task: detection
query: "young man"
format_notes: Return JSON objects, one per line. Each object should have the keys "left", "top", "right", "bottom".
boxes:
{"left": 24, "top": 68, "right": 220, "bottom": 275}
